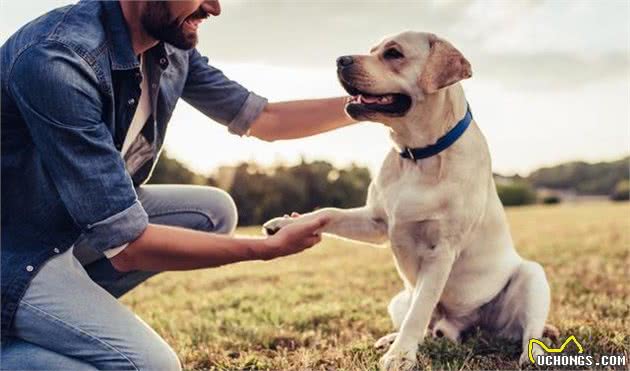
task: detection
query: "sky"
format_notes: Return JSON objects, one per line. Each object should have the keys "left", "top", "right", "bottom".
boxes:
{"left": 1, "top": 0, "right": 628, "bottom": 176}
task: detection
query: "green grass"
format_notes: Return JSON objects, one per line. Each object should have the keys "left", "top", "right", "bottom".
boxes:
{"left": 123, "top": 202, "right": 630, "bottom": 370}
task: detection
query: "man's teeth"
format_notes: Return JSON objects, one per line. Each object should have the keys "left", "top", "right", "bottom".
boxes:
{"left": 350, "top": 94, "right": 394, "bottom": 104}
{"left": 185, "top": 17, "right": 204, "bottom": 28}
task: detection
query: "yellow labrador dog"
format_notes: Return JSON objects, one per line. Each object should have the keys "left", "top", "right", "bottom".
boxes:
{"left": 264, "top": 31, "right": 554, "bottom": 370}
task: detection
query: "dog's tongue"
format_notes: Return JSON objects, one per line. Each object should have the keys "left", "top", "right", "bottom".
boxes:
{"left": 359, "top": 94, "right": 393, "bottom": 104}
{"left": 360, "top": 95, "right": 379, "bottom": 104}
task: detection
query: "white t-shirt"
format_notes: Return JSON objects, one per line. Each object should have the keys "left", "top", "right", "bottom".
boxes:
{"left": 105, "top": 55, "right": 151, "bottom": 259}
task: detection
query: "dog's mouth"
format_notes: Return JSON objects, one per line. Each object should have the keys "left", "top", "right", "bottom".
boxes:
{"left": 340, "top": 81, "right": 412, "bottom": 117}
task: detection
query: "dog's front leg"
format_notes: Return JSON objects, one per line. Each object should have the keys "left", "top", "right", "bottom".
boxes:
{"left": 381, "top": 248, "right": 455, "bottom": 371}
{"left": 264, "top": 207, "right": 388, "bottom": 245}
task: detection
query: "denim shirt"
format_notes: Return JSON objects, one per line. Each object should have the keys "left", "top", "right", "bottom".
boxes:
{"left": 1, "top": 1, "right": 267, "bottom": 338}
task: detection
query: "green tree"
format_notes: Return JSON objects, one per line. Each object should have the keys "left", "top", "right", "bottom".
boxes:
{"left": 610, "top": 180, "right": 630, "bottom": 201}
{"left": 148, "top": 152, "right": 212, "bottom": 186}
{"left": 528, "top": 157, "right": 629, "bottom": 195}
{"left": 227, "top": 160, "right": 371, "bottom": 226}
{"left": 496, "top": 182, "right": 537, "bottom": 206}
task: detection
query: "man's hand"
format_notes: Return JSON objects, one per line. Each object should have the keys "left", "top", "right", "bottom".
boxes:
{"left": 258, "top": 216, "right": 329, "bottom": 260}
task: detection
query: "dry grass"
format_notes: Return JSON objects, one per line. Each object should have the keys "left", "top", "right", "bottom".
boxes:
{"left": 123, "top": 202, "right": 630, "bottom": 370}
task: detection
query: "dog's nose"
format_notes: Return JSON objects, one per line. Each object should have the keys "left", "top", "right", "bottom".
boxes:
{"left": 337, "top": 55, "right": 354, "bottom": 67}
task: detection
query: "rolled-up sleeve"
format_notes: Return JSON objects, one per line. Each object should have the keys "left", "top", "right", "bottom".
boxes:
{"left": 181, "top": 48, "right": 267, "bottom": 136}
{"left": 9, "top": 42, "right": 148, "bottom": 253}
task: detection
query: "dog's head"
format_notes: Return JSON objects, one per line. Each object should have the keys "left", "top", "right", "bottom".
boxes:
{"left": 337, "top": 31, "right": 472, "bottom": 123}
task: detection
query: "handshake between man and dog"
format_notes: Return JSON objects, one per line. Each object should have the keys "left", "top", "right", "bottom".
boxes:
{"left": 264, "top": 31, "right": 555, "bottom": 371}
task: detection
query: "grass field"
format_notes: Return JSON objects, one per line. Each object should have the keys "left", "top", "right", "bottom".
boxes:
{"left": 123, "top": 202, "right": 630, "bottom": 370}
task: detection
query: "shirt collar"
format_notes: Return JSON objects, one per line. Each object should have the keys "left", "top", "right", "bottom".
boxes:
{"left": 150, "top": 42, "right": 175, "bottom": 70}
{"left": 102, "top": 1, "right": 139, "bottom": 71}
{"left": 102, "top": 2, "right": 178, "bottom": 71}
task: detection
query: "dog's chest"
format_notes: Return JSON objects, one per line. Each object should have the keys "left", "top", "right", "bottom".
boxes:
{"left": 374, "top": 159, "right": 444, "bottom": 283}
{"left": 372, "top": 153, "right": 464, "bottom": 285}
{"left": 389, "top": 219, "right": 444, "bottom": 284}
{"left": 375, "top": 155, "right": 437, "bottom": 220}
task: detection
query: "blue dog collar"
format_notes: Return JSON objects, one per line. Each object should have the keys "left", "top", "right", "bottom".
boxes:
{"left": 399, "top": 104, "right": 473, "bottom": 161}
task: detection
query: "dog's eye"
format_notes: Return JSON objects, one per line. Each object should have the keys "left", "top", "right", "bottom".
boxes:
{"left": 384, "top": 48, "right": 404, "bottom": 60}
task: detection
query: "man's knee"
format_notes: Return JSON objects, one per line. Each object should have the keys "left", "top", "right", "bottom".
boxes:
{"left": 131, "top": 341, "right": 182, "bottom": 371}
{"left": 198, "top": 187, "right": 238, "bottom": 235}
{"left": 117, "top": 332, "right": 180, "bottom": 371}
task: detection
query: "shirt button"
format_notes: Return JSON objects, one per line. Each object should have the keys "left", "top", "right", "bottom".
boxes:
{"left": 128, "top": 98, "right": 136, "bottom": 106}
{"left": 53, "top": 248, "right": 60, "bottom": 254}
{"left": 151, "top": 83, "right": 158, "bottom": 89}
{"left": 26, "top": 265, "right": 34, "bottom": 272}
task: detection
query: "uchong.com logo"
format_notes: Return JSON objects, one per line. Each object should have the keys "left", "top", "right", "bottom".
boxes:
{"left": 528, "top": 335, "right": 627, "bottom": 367}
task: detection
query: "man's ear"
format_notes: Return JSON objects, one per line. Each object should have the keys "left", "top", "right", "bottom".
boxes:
{"left": 419, "top": 35, "right": 472, "bottom": 94}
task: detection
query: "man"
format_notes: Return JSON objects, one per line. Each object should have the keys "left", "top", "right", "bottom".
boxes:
{"left": 0, "top": 1, "right": 354, "bottom": 369}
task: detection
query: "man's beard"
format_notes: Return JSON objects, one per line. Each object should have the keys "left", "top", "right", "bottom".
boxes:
{"left": 141, "top": 2, "right": 204, "bottom": 50}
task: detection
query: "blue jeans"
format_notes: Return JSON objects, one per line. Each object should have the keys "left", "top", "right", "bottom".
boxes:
{"left": 1, "top": 185, "right": 237, "bottom": 371}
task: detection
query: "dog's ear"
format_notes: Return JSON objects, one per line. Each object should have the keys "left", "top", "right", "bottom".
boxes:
{"left": 419, "top": 35, "right": 472, "bottom": 94}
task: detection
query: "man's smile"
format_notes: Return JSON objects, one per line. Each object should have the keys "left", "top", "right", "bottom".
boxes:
{"left": 182, "top": 7, "right": 211, "bottom": 32}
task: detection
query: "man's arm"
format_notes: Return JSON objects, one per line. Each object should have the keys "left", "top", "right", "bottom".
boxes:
{"left": 10, "top": 42, "right": 148, "bottom": 253}
{"left": 248, "top": 97, "right": 356, "bottom": 142}
{"left": 110, "top": 216, "right": 328, "bottom": 272}
{"left": 182, "top": 49, "right": 355, "bottom": 140}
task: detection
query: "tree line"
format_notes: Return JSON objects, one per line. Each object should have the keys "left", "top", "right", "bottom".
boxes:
{"left": 527, "top": 156, "right": 629, "bottom": 195}
{"left": 149, "top": 153, "right": 629, "bottom": 224}
{"left": 149, "top": 153, "right": 370, "bottom": 225}
{"left": 495, "top": 156, "right": 629, "bottom": 205}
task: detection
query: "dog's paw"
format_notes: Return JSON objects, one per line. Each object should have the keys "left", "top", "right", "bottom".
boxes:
{"left": 380, "top": 344, "right": 417, "bottom": 371}
{"left": 519, "top": 345, "right": 544, "bottom": 368}
{"left": 380, "top": 352, "right": 417, "bottom": 371}
{"left": 519, "top": 351, "right": 532, "bottom": 367}
{"left": 374, "top": 333, "right": 398, "bottom": 350}
{"left": 431, "top": 319, "right": 461, "bottom": 342}
{"left": 543, "top": 324, "right": 560, "bottom": 341}
{"left": 262, "top": 216, "right": 294, "bottom": 235}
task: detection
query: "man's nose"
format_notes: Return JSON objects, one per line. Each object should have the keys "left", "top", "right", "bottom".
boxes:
{"left": 202, "top": 0, "right": 221, "bottom": 16}
{"left": 337, "top": 56, "right": 354, "bottom": 67}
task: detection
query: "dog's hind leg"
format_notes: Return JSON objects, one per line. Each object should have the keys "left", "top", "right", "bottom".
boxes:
{"left": 484, "top": 261, "right": 551, "bottom": 366}
{"left": 517, "top": 261, "right": 551, "bottom": 365}
{"left": 389, "top": 289, "right": 412, "bottom": 329}
{"left": 375, "top": 290, "right": 411, "bottom": 349}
